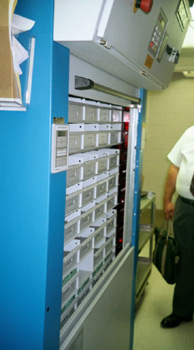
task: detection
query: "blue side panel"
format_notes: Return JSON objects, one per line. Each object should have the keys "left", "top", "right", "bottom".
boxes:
{"left": 129, "top": 89, "right": 146, "bottom": 350}
{"left": 44, "top": 44, "right": 69, "bottom": 350}
{"left": 0, "top": 1, "right": 69, "bottom": 349}
{"left": 52, "top": 42, "right": 69, "bottom": 123}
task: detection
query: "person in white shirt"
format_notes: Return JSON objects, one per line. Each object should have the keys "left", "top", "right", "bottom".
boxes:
{"left": 161, "top": 126, "right": 194, "bottom": 328}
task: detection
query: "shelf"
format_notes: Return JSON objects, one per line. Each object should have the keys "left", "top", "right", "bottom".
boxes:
{"left": 136, "top": 260, "right": 152, "bottom": 303}
{"left": 136, "top": 191, "right": 155, "bottom": 303}
{"left": 138, "top": 230, "right": 153, "bottom": 253}
{"left": 140, "top": 192, "right": 155, "bottom": 213}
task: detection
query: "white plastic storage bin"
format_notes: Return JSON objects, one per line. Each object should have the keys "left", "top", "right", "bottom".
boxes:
{"left": 98, "top": 107, "right": 111, "bottom": 123}
{"left": 104, "top": 235, "right": 116, "bottom": 257}
{"left": 96, "top": 156, "right": 109, "bottom": 175}
{"left": 108, "top": 153, "right": 120, "bottom": 170}
{"left": 79, "top": 238, "right": 93, "bottom": 263}
{"left": 69, "top": 133, "right": 83, "bottom": 154}
{"left": 69, "top": 102, "right": 84, "bottom": 123}
{"left": 107, "top": 193, "right": 118, "bottom": 212}
{"left": 108, "top": 174, "right": 119, "bottom": 192}
{"left": 84, "top": 132, "right": 97, "bottom": 150}
{"left": 110, "top": 130, "right": 121, "bottom": 145}
{"left": 106, "top": 215, "right": 117, "bottom": 238}
{"left": 96, "top": 132, "right": 110, "bottom": 147}
{"left": 66, "top": 166, "right": 82, "bottom": 187}
{"left": 63, "top": 239, "right": 80, "bottom": 283}
{"left": 82, "top": 160, "right": 97, "bottom": 180}
{"left": 61, "top": 277, "right": 78, "bottom": 323}
{"left": 93, "top": 245, "right": 105, "bottom": 281}
{"left": 80, "top": 210, "right": 95, "bottom": 233}
{"left": 85, "top": 105, "right": 98, "bottom": 123}
{"left": 95, "top": 179, "right": 108, "bottom": 200}
{"left": 94, "top": 201, "right": 107, "bottom": 221}
{"left": 61, "top": 275, "right": 78, "bottom": 308}
{"left": 104, "top": 235, "right": 116, "bottom": 269}
{"left": 77, "top": 270, "right": 92, "bottom": 297}
{"left": 81, "top": 185, "right": 96, "bottom": 207}
{"left": 61, "top": 296, "right": 77, "bottom": 324}
{"left": 62, "top": 254, "right": 78, "bottom": 287}
{"left": 93, "top": 248, "right": 104, "bottom": 271}
{"left": 65, "top": 192, "right": 81, "bottom": 216}
{"left": 93, "top": 226, "right": 106, "bottom": 249}
{"left": 112, "top": 108, "right": 122, "bottom": 122}
{"left": 64, "top": 218, "right": 80, "bottom": 243}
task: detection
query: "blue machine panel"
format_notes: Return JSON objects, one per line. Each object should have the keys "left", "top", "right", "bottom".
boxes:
{"left": 0, "top": 1, "right": 69, "bottom": 349}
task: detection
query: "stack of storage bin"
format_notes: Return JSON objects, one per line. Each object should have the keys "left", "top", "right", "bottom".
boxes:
{"left": 61, "top": 97, "right": 122, "bottom": 326}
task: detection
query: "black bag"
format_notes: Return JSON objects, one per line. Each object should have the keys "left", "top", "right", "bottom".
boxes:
{"left": 153, "top": 219, "right": 180, "bottom": 284}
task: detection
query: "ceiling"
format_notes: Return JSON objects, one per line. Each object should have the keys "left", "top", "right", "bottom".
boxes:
{"left": 175, "top": 5, "right": 194, "bottom": 73}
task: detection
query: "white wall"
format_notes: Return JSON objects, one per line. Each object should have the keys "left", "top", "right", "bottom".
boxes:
{"left": 142, "top": 73, "right": 194, "bottom": 210}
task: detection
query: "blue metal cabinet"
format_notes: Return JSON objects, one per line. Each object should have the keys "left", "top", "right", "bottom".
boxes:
{"left": 0, "top": 1, "right": 69, "bottom": 349}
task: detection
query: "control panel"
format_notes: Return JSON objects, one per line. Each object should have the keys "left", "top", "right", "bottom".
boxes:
{"left": 51, "top": 124, "right": 69, "bottom": 173}
{"left": 148, "top": 8, "right": 168, "bottom": 61}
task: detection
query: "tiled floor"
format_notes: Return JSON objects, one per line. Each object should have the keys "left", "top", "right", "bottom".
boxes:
{"left": 133, "top": 210, "right": 194, "bottom": 350}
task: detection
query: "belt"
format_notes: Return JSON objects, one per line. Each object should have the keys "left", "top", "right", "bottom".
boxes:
{"left": 179, "top": 195, "right": 194, "bottom": 207}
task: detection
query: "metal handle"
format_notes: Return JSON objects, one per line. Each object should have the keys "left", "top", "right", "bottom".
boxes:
{"left": 75, "top": 76, "right": 141, "bottom": 104}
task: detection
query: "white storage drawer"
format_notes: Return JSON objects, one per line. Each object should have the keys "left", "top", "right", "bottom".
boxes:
{"left": 63, "top": 254, "right": 78, "bottom": 285}
{"left": 97, "top": 132, "right": 109, "bottom": 147}
{"left": 65, "top": 220, "right": 80, "bottom": 243}
{"left": 69, "top": 103, "right": 83, "bottom": 123}
{"left": 80, "top": 212, "right": 94, "bottom": 232}
{"left": 98, "top": 108, "right": 111, "bottom": 122}
{"left": 82, "top": 187, "right": 95, "bottom": 206}
{"left": 77, "top": 270, "right": 92, "bottom": 297}
{"left": 84, "top": 133, "right": 96, "bottom": 149}
{"left": 108, "top": 174, "right": 119, "bottom": 191}
{"left": 61, "top": 277, "right": 77, "bottom": 312}
{"left": 106, "top": 218, "right": 115, "bottom": 234}
{"left": 69, "top": 133, "right": 82, "bottom": 154}
{"left": 109, "top": 154, "right": 119, "bottom": 170}
{"left": 112, "top": 109, "right": 122, "bottom": 122}
{"left": 107, "top": 193, "right": 118, "bottom": 211}
{"left": 66, "top": 166, "right": 82, "bottom": 187}
{"left": 105, "top": 235, "right": 115, "bottom": 256}
{"left": 106, "top": 216, "right": 117, "bottom": 238}
{"left": 85, "top": 105, "right": 98, "bottom": 122}
{"left": 80, "top": 239, "right": 93, "bottom": 261}
{"left": 94, "top": 227, "right": 105, "bottom": 248}
{"left": 110, "top": 131, "right": 121, "bottom": 145}
{"left": 61, "top": 296, "right": 77, "bottom": 324}
{"left": 82, "top": 160, "right": 96, "bottom": 180}
{"left": 93, "top": 249, "right": 104, "bottom": 269}
{"left": 65, "top": 193, "right": 81, "bottom": 216}
{"left": 95, "top": 202, "right": 106, "bottom": 221}
{"left": 96, "top": 180, "right": 108, "bottom": 198}
{"left": 97, "top": 157, "right": 108, "bottom": 174}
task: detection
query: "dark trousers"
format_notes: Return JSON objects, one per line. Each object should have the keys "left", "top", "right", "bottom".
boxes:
{"left": 173, "top": 196, "right": 194, "bottom": 318}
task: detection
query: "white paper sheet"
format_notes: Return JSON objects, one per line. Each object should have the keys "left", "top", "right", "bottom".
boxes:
{"left": 11, "top": 14, "right": 35, "bottom": 36}
{"left": 11, "top": 13, "right": 35, "bottom": 76}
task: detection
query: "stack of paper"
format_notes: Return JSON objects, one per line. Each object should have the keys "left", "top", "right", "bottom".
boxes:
{"left": 0, "top": 0, "right": 35, "bottom": 108}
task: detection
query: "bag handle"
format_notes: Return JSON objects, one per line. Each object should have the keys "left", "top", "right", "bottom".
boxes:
{"left": 158, "top": 219, "right": 174, "bottom": 240}
{"left": 167, "top": 219, "right": 174, "bottom": 239}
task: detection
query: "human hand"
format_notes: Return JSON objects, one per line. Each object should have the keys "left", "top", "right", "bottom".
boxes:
{"left": 164, "top": 202, "right": 175, "bottom": 220}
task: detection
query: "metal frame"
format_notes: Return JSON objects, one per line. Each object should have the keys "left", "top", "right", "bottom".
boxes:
{"left": 129, "top": 89, "right": 145, "bottom": 350}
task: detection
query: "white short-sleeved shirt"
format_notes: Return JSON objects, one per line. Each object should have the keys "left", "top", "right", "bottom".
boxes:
{"left": 167, "top": 126, "right": 194, "bottom": 199}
